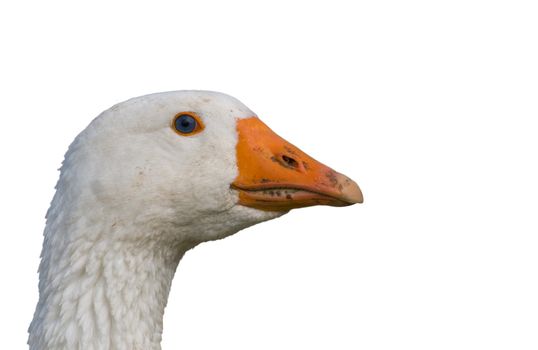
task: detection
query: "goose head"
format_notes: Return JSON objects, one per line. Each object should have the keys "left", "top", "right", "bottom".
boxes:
{"left": 29, "top": 90, "right": 362, "bottom": 350}
{"left": 65, "top": 90, "right": 362, "bottom": 244}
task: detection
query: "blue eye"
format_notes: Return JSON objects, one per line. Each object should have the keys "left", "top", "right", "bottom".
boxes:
{"left": 174, "top": 114, "right": 198, "bottom": 134}
{"left": 172, "top": 112, "right": 204, "bottom": 136}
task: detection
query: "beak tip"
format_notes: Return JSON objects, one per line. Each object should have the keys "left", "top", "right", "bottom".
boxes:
{"left": 337, "top": 174, "right": 363, "bottom": 205}
{"left": 345, "top": 185, "right": 364, "bottom": 204}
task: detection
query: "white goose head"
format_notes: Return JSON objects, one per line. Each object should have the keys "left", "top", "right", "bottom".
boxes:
{"left": 29, "top": 91, "right": 362, "bottom": 350}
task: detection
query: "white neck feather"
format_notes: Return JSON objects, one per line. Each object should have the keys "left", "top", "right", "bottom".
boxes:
{"left": 29, "top": 212, "right": 194, "bottom": 350}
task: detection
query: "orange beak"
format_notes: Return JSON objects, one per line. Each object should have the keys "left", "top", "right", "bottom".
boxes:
{"left": 231, "top": 117, "right": 363, "bottom": 211}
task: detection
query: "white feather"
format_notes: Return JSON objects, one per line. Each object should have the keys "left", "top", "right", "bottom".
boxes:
{"left": 29, "top": 91, "right": 283, "bottom": 350}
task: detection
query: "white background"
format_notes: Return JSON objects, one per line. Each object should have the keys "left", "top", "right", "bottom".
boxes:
{"left": 1, "top": 1, "right": 537, "bottom": 349}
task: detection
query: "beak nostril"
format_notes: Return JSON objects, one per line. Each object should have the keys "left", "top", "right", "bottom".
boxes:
{"left": 281, "top": 155, "right": 300, "bottom": 169}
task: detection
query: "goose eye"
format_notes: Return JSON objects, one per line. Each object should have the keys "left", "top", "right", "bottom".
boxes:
{"left": 172, "top": 112, "right": 204, "bottom": 136}
{"left": 176, "top": 115, "right": 196, "bottom": 133}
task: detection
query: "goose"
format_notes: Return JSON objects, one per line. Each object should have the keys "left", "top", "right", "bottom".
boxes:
{"left": 28, "top": 91, "right": 363, "bottom": 350}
